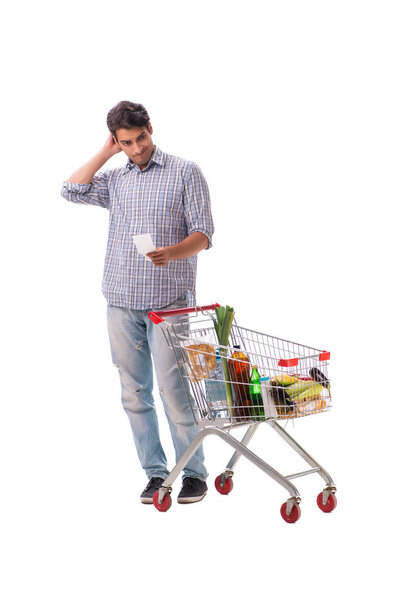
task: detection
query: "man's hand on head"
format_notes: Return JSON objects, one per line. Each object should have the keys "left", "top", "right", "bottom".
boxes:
{"left": 103, "top": 133, "right": 122, "bottom": 157}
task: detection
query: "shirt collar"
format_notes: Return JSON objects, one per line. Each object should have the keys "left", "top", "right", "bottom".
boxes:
{"left": 123, "top": 146, "right": 165, "bottom": 174}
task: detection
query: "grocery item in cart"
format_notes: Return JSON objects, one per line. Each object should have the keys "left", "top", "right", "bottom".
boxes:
{"left": 228, "top": 346, "right": 252, "bottom": 419}
{"left": 272, "top": 374, "right": 300, "bottom": 386}
{"left": 285, "top": 380, "right": 322, "bottom": 398}
{"left": 293, "top": 397, "right": 327, "bottom": 416}
{"left": 260, "top": 377, "right": 278, "bottom": 419}
{"left": 291, "top": 382, "right": 325, "bottom": 402}
{"left": 269, "top": 380, "right": 295, "bottom": 416}
{"left": 204, "top": 349, "right": 228, "bottom": 418}
{"left": 249, "top": 366, "right": 264, "bottom": 421}
{"left": 309, "top": 367, "right": 330, "bottom": 388}
{"left": 210, "top": 305, "right": 235, "bottom": 417}
{"left": 185, "top": 343, "right": 216, "bottom": 380}
{"left": 271, "top": 373, "right": 329, "bottom": 418}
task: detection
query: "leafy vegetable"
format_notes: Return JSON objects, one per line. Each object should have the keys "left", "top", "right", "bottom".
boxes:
{"left": 211, "top": 305, "right": 235, "bottom": 417}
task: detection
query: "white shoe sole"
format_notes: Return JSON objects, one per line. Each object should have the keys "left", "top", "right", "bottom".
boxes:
{"left": 140, "top": 497, "right": 155, "bottom": 504}
{"left": 177, "top": 491, "right": 207, "bottom": 504}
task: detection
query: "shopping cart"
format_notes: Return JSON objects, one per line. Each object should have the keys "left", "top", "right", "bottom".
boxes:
{"left": 147, "top": 304, "right": 337, "bottom": 522}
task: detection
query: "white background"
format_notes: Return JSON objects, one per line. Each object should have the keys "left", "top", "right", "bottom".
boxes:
{"left": 1, "top": 1, "right": 398, "bottom": 598}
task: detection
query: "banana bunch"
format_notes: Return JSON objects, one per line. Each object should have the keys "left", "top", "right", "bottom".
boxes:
{"left": 272, "top": 374, "right": 299, "bottom": 386}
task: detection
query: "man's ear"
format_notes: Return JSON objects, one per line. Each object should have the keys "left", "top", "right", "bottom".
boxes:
{"left": 113, "top": 134, "right": 119, "bottom": 146}
{"left": 148, "top": 122, "right": 153, "bottom": 135}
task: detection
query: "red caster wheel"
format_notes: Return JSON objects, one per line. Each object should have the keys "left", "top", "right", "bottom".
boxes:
{"left": 280, "top": 501, "right": 301, "bottom": 523}
{"left": 317, "top": 491, "right": 337, "bottom": 513}
{"left": 153, "top": 490, "right": 172, "bottom": 512}
{"left": 215, "top": 474, "right": 233, "bottom": 495}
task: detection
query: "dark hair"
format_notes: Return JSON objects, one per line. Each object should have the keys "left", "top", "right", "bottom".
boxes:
{"left": 106, "top": 101, "right": 150, "bottom": 137}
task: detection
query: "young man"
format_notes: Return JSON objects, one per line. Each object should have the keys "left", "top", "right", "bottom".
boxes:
{"left": 61, "top": 101, "right": 214, "bottom": 504}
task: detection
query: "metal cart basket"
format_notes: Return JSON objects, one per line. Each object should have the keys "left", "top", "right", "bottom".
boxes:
{"left": 148, "top": 304, "right": 337, "bottom": 522}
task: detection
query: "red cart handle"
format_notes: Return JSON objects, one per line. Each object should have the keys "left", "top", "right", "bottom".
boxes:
{"left": 278, "top": 352, "right": 330, "bottom": 367}
{"left": 148, "top": 303, "right": 220, "bottom": 324}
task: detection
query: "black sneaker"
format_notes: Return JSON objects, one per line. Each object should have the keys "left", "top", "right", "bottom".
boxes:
{"left": 140, "top": 477, "right": 165, "bottom": 504}
{"left": 177, "top": 477, "right": 208, "bottom": 504}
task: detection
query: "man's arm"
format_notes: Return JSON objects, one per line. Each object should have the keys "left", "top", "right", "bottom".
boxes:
{"left": 147, "top": 232, "right": 209, "bottom": 266}
{"left": 61, "top": 134, "right": 121, "bottom": 208}
{"left": 147, "top": 161, "right": 214, "bottom": 266}
{"left": 67, "top": 134, "right": 121, "bottom": 183}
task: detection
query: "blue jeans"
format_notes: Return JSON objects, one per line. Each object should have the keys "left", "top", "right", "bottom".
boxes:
{"left": 107, "top": 294, "right": 208, "bottom": 482}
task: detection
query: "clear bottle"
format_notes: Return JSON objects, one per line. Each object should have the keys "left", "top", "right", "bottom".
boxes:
{"left": 205, "top": 350, "right": 228, "bottom": 419}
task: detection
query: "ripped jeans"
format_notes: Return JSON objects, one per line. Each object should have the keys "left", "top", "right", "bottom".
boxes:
{"left": 107, "top": 294, "right": 208, "bottom": 482}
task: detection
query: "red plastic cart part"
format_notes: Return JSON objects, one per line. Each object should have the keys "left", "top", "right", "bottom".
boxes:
{"left": 153, "top": 491, "right": 172, "bottom": 512}
{"left": 279, "top": 352, "right": 330, "bottom": 368}
{"left": 316, "top": 492, "right": 337, "bottom": 513}
{"left": 148, "top": 303, "right": 220, "bottom": 324}
{"left": 215, "top": 475, "right": 234, "bottom": 495}
{"left": 278, "top": 358, "right": 299, "bottom": 368}
{"left": 280, "top": 502, "right": 301, "bottom": 523}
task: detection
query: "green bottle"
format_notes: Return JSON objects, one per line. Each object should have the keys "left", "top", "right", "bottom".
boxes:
{"left": 250, "top": 365, "right": 264, "bottom": 421}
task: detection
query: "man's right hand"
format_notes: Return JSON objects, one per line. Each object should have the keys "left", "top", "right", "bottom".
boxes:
{"left": 103, "top": 133, "right": 122, "bottom": 158}
{"left": 66, "top": 133, "right": 122, "bottom": 184}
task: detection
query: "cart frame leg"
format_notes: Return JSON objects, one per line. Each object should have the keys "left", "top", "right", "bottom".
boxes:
{"left": 218, "top": 420, "right": 336, "bottom": 499}
{"left": 156, "top": 425, "right": 301, "bottom": 504}
{"left": 268, "top": 420, "right": 336, "bottom": 490}
{"left": 220, "top": 423, "right": 260, "bottom": 484}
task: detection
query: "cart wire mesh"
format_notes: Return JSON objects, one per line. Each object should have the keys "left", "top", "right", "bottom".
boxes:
{"left": 153, "top": 308, "right": 331, "bottom": 427}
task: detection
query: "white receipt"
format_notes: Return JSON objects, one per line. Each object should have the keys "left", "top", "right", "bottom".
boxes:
{"left": 133, "top": 233, "right": 156, "bottom": 261}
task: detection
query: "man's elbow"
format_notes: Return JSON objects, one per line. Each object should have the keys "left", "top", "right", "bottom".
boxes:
{"left": 201, "top": 233, "right": 210, "bottom": 250}
{"left": 196, "top": 232, "right": 210, "bottom": 251}
{"left": 189, "top": 231, "right": 211, "bottom": 252}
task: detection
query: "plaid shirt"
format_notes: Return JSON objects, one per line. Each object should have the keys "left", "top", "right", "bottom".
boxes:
{"left": 61, "top": 146, "right": 214, "bottom": 309}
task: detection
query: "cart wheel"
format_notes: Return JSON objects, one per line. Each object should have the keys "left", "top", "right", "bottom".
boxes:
{"left": 153, "top": 490, "right": 172, "bottom": 512}
{"left": 280, "top": 501, "right": 301, "bottom": 523}
{"left": 215, "top": 474, "right": 233, "bottom": 495}
{"left": 317, "top": 491, "right": 337, "bottom": 513}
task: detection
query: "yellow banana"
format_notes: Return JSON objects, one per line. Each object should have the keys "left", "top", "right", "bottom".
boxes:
{"left": 272, "top": 374, "right": 299, "bottom": 386}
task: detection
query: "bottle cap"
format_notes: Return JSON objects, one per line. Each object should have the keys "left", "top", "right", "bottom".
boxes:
{"left": 252, "top": 365, "right": 258, "bottom": 369}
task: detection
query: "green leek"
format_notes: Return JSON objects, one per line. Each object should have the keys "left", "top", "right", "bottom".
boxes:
{"left": 211, "top": 305, "right": 235, "bottom": 418}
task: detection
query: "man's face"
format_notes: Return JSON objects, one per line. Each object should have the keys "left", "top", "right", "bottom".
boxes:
{"left": 114, "top": 124, "right": 155, "bottom": 169}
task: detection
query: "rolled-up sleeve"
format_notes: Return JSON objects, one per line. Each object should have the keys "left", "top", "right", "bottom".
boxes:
{"left": 61, "top": 171, "right": 111, "bottom": 209}
{"left": 182, "top": 163, "right": 214, "bottom": 249}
